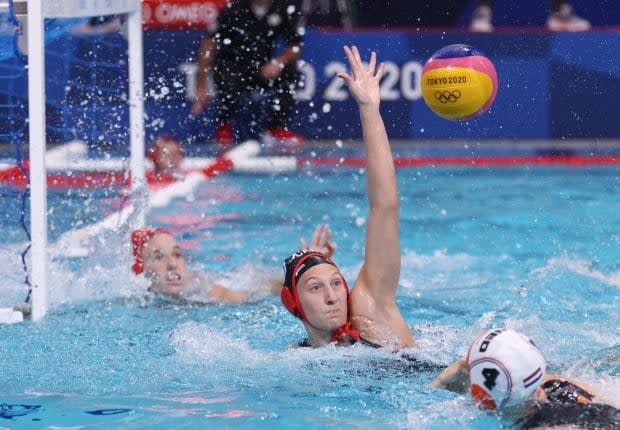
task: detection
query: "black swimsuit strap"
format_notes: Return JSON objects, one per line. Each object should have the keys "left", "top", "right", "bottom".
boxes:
{"left": 541, "top": 379, "right": 595, "bottom": 405}
{"left": 296, "top": 337, "right": 378, "bottom": 348}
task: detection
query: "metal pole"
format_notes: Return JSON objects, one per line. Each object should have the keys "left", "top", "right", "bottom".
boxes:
{"left": 26, "top": 0, "right": 49, "bottom": 321}
{"left": 127, "top": 1, "right": 146, "bottom": 226}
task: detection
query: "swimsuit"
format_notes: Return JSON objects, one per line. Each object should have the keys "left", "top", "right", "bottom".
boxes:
{"left": 519, "top": 402, "right": 620, "bottom": 430}
{"left": 541, "top": 379, "right": 595, "bottom": 405}
{"left": 518, "top": 379, "right": 619, "bottom": 429}
{"left": 296, "top": 337, "right": 445, "bottom": 374}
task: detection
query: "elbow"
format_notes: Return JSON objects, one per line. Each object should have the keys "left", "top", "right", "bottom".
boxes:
{"left": 372, "top": 199, "right": 399, "bottom": 213}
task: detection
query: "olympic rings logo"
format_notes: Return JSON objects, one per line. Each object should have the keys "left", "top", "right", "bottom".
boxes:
{"left": 434, "top": 90, "right": 462, "bottom": 103}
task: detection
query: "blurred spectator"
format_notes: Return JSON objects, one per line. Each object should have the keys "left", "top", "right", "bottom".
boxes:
{"left": 355, "top": 0, "right": 467, "bottom": 28}
{"left": 300, "top": 0, "right": 355, "bottom": 30}
{"left": 147, "top": 135, "right": 184, "bottom": 177}
{"left": 192, "top": 0, "right": 305, "bottom": 150}
{"left": 471, "top": 0, "right": 591, "bottom": 32}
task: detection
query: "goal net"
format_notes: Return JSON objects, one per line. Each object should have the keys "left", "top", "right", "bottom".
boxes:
{"left": 0, "top": 0, "right": 144, "bottom": 322}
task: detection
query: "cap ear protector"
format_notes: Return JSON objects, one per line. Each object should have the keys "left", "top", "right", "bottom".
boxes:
{"left": 281, "top": 249, "right": 347, "bottom": 322}
{"left": 281, "top": 284, "right": 301, "bottom": 319}
{"left": 131, "top": 227, "right": 173, "bottom": 274}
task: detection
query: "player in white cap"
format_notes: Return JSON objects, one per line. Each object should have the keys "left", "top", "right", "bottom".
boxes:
{"left": 465, "top": 328, "right": 546, "bottom": 409}
{"left": 430, "top": 328, "right": 620, "bottom": 429}
{"left": 431, "top": 328, "right": 597, "bottom": 409}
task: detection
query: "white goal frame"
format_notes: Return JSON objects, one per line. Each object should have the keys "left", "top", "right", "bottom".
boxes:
{"left": 25, "top": 0, "right": 145, "bottom": 321}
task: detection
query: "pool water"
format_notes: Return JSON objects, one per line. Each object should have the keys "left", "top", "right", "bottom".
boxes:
{"left": 1, "top": 160, "right": 619, "bottom": 429}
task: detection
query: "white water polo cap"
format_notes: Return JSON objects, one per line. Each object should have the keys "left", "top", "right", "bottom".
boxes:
{"left": 467, "top": 328, "right": 546, "bottom": 409}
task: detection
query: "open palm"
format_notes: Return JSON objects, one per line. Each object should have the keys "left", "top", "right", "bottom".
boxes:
{"left": 337, "top": 45, "right": 384, "bottom": 108}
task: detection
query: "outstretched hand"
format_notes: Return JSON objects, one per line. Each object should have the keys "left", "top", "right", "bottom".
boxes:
{"left": 337, "top": 45, "right": 384, "bottom": 108}
{"left": 300, "top": 224, "right": 336, "bottom": 259}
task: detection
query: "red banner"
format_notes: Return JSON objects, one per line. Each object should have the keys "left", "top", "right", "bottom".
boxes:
{"left": 142, "top": 0, "right": 230, "bottom": 29}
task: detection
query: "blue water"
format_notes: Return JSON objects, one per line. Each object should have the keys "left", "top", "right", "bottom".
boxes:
{"left": 1, "top": 161, "right": 619, "bottom": 429}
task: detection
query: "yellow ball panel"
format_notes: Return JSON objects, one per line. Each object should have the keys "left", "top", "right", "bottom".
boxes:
{"left": 421, "top": 67, "right": 494, "bottom": 119}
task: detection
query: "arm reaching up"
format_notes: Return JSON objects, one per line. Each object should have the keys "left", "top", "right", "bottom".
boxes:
{"left": 338, "top": 46, "right": 414, "bottom": 348}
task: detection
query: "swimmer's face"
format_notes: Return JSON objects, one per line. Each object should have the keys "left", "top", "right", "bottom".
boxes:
{"left": 142, "top": 232, "right": 187, "bottom": 295}
{"left": 297, "top": 264, "right": 348, "bottom": 332}
{"left": 153, "top": 138, "right": 183, "bottom": 173}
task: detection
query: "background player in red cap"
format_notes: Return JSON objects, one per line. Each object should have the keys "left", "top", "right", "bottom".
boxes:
{"left": 132, "top": 224, "right": 334, "bottom": 303}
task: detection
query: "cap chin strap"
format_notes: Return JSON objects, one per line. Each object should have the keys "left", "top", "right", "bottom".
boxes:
{"left": 331, "top": 321, "right": 360, "bottom": 344}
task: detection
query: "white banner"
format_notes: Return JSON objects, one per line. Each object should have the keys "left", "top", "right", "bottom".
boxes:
{"left": 42, "top": 0, "right": 140, "bottom": 18}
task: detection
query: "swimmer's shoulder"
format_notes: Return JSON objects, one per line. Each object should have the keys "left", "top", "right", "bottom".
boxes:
{"left": 350, "top": 315, "right": 411, "bottom": 350}
{"left": 519, "top": 402, "right": 620, "bottom": 430}
{"left": 540, "top": 374, "right": 596, "bottom": 404}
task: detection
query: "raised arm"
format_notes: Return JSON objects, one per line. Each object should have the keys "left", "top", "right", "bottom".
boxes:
{"left": 338, "top": 47, "right": 400, "bottom": 302}
{"left": 338, "top": 46, "right": 413, "bottom": 347}
{"left": 192, "top": 35, "right": 216, "bottom": 115}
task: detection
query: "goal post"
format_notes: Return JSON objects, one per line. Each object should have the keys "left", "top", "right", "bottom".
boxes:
{"left": 21, "top": 0, "right": 145, "bottom": 322}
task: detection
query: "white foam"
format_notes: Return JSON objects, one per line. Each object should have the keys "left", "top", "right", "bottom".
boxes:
{"left": 592, "top": 374, "right": 620, "bottom": 408}
{"left": 406, "top": 398, "right": 478, "bottom": 430}
{"left": 170, "top": 321, "right": 269, "bottom": 367}
{"left": 531, "top": 255, "right": 620, "bottom": 288}
{"left": 0, "top": 307, "right": 24, "bottom": 323}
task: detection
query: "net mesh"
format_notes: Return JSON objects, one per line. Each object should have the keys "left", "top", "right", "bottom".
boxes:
{"left": 0, "top": 1, "right": 31, "bottom": 303}
{"left": 0, "top": 5, "right": 132, "bottom": 307}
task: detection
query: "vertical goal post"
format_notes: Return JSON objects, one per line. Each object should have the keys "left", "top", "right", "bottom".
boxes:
{"left": 20, "top": 0, "right": 145, "bottom": 322}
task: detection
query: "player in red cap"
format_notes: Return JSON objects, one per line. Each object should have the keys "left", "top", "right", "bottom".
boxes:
{"left": 132, "top": 224, "right": 334, "bottom": 303}
{"left": 281, "top": 46, "right": 415, "bottom": 349}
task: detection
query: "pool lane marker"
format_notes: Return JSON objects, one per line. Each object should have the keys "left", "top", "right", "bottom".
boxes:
{"left": 4, "top": 151, "right": 620, "bottom": 188}
{"left": 296, "top": 154, "right": 620, "bottom": 167}
{"left": 49, "top": 140, "right": 260, "bottom": 258}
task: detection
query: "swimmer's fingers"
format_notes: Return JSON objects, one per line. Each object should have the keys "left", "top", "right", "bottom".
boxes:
{"left": 337, "top": 45, "right": 358, "bottom": 84}
{"left": 300, "top": 224, "right": 321, "bottom": 250}
{"left": 324, "top": 240, "right": 336, "bottom": 259}
{"left": 305, "top": 224, "right": 324, "bottom": 250}
{"left": 369, "top": 53, "right": 385, "bottom": 81}
{"left": 301, "top": 225, "right": 335, "bottom": 257}
{"left": 337, "top": 70, "right": 353, "bottom": 86}
{"left": 338, "top": 46, "right": 384, "bottom": 106}
{"left": 316, "top": 224, "right": 336, "bottom": 258}
{"left": 367, "top": 50, "right": 377, "bottom": 76}
{"left": 322, "top": 224, "right": 335, "bottom": 255}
